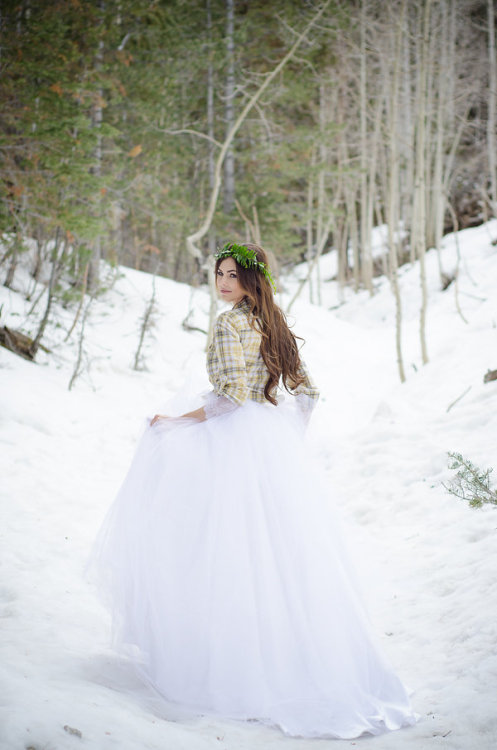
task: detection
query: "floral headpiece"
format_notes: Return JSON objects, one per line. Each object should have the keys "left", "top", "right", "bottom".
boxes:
{"left": 215, "top": 243, "right": 276, "bottom": 292}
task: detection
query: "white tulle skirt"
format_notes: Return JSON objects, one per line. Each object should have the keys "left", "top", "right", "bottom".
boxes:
{"left": 91, "top": 398, "right": 417, "bottom": 739}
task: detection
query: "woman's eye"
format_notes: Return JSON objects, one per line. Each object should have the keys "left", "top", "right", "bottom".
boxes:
{"left": 229, "top": 274, "right": 237, "bottom": 279}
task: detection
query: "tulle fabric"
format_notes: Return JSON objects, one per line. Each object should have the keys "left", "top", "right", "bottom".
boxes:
{"left": 91, "top": 398, "right": 417, "bottom": 739}
{"left": 203, "top": 391, "right": 239, "bottom": 419}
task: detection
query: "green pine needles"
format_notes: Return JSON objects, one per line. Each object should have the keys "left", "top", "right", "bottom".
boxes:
{"left": 443, "top": 452, "right": 497, "bottom": 508}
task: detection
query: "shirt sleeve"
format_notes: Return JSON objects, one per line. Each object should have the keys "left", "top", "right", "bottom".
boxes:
{"left": 288, "top": 358, "right": 320, "bottom": 425}
{"left": 291, "top": 358, "right": 320, "bottom": 402}
{"left": 203, "top": 392, "right": 239, "bottom": 419}
{"left": 207, "top": 314, "right": 249, "bottom": 406}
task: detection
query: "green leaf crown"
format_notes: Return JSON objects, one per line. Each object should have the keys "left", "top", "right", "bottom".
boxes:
{"left": 215, "top": 243, "right": 276, "bottom": 292}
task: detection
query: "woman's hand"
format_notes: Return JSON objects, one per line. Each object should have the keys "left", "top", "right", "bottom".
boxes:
{"left": 151, "top": 407, "right": 206, "bottom": 426}
{"left": 151, "top": 414, "right": 170, "bottom": 426}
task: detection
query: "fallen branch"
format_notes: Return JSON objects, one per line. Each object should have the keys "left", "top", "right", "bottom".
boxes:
{"left": 0, "top": 326, "right": 35, "bottom": 360}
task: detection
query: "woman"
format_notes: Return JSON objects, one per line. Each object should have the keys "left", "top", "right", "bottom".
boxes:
{"left": 93, "top": 243, "right": 417, "bottom": 739}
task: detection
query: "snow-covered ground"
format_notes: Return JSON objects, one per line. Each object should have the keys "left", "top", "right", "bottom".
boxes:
{"left": 1, "top": 222, "right": 497, "bottom": 750}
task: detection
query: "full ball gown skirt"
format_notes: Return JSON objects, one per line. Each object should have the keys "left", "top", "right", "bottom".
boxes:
{"left": 92, "top": 398, "right": 417, "bottom": 739}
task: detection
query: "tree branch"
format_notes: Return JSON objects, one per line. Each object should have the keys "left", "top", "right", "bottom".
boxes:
{"left": 186, "top": 0, "right": 332, "bottom": 259}
{"left": 159, "top": 128, "right": 223, "bottom": 148}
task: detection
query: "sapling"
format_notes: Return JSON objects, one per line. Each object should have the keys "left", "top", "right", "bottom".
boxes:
{"left": 133, "top": 263, "right": 159, "bottom": 371}
{"left": 443, "top": 452, "right": 497, "bottom": 508}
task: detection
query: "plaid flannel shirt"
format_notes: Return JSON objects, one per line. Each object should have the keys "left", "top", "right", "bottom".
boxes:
{"left": 206, "top": 300, "right": 320, "bottom": 406}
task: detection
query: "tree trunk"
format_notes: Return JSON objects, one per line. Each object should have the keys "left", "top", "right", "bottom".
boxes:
{"left": 432, "top": 0, "right": 448, "bottom": 282}
{"left": 337, "top": 218, "right": 348, "bottom": 297}
{"left": 287, "top": 211, "right": 333, "bottom": 313}
{"left": 3, "top": 236, "right": 19, "bottom": 288}
{"left": 413, "top": 0, "right": 431, "bottom": 367}
{"left": 223, "top": 0, "right": 236, "bottom": 214}
{"left": 400, "top": 13, "right": 414, "bottom": 251}
{"left": 386, "top": 0, "right": 407, "bottom": 383}
{"left": 345, "top": 182, "right": 360, "bottom": 292}
{"left": 364, "top": 82, "right": 384, "bottom": 290}
{"left": 29, "top": 229, "right": 63, "bottom": 358}
{"left": 207, "top": 0, "right": 218, "bottom": 342}
{"left": 306, "top": 147, "right": 316, "bottom": 303}
{"left": 359, "top": 0, "right": 374, "bottom": 294}
{"left": 88, "top": 1, "right": 105, "bottom": 291}
{"left": 488, "top": 0, "right": 497, "bottom": 216}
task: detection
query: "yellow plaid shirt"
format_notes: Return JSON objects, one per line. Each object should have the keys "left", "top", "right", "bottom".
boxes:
{"left": 207, "top": 300, "right": 320, "bottom": 406}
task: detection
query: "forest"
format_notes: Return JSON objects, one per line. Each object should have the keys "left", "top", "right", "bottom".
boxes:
{"left": 0, "top": 0, "right": 496, "bottom": 380}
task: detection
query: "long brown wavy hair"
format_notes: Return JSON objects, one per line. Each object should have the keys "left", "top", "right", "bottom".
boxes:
{"left": 215, "top": 243, "right": 306, "bottom": 405}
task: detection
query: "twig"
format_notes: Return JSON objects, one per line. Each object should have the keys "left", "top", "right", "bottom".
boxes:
{"left": 458, "top": 290, "right": 487, "bottom": 302}
{"left": 133, "top": 269, "right": 158, "bottom": 371}
{"left": 68, "top": 295, "right": 93, "bottom": 391}
{"left": 117, "top": 32, "right": 131, "bottom": 51}
{"left": 65, "top": 263, "right": 89, "bottom": 342}
{"left": 446, "top": 385, "right": 472, "bottom": 413}
{"left": 181, "top": 309, "right": 207, "bottom": 336}
{"left": 159, "top": 128, "right": 222, "bottom": 148}
{"left": 234, "top": 199, "right": 256, "bottom": 241}
{"left": 26, "top": 283, "right": 47, "bottom": 319}
{"left": 446, "top": 200, "right": 468, "bottom": 324}
{"left": 454, "top": 274, "right": 468, "bottom": 324}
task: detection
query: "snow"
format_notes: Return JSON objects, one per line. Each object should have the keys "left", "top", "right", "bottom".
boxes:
{"left": 1, "top": 221, "right": 497, "bottom": 749}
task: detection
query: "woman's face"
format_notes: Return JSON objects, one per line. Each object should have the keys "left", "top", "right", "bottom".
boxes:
{"left": 216, "top": 258, "right": 245, "bottom": 305}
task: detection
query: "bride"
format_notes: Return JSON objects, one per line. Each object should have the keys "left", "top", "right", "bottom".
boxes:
{"left": 92, "top": 242, "right": 417, "bottom": 739}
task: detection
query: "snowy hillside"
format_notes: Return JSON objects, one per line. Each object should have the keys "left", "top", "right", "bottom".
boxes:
{"left": 1, "top": 222, "right": 497, "bottom": 750}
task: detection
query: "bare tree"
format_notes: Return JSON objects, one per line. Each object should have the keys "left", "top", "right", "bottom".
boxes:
{"left": 359, "top": 0, "right": 374, "bottom": 294}
{"left": 133, "top": 263, "right": 159, "bottom": 371}
{"left": 68, "top": 294, "right": 94, "bottom": 391}
{"left": 223, "top": 0, "right": 236, "bottom": 214}
{"left": 88, "top": 0, "right": 105, "bottom": 292}
{"left": 384, "top": 0, "right": 407, "bottom": 383}
{"left": 206, "top": 0, "right": 219, "bottom": 343}
{"left": 412, "top": 0, "right": 432, "bottom": 367}
{"left": 488, "top": 0, "right": 497, "bottom": 216}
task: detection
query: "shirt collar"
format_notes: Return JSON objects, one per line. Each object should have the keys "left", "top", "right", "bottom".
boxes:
{"left": 233, "top": 296, "right": 251, "bottom": 312}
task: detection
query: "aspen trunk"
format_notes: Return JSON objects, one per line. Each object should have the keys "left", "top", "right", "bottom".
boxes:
{"left": 315, "top": 82, "right": 327, "bottom": 305}
{"left": 385, "top": 1, "right": 407, "bottom": 383}
{"left": 335, "top": 84, "right": 349, "bottom": 294}
{"left": 432, "top": 0, "right": 447, "bottom": 281}
{"left": 488, "top": 0, "right": 497, "bottom": 216}
{"left": 223, "top": 0, "right": 236, "bottom": 214}
{"left": 287, "top": 211, "right": 334, "bottom": 313}
{"left": 206, "top": 0, "right": 218, "bottom": 341}
{"left": 364, "top": 85, "right": 384, "bottom": 289}
{"left": 345, "top": 182, "right": 360, "bottom": 292}
{"left": 400, "top": 16, "right": 414, "bottom": 249}
{"left": 413, "top": 0, "right": 431, "bottom": 367}
{"left": 306, "top": 147, "right": 316, "bottom": 303}
{"left": 88, "top": 2, "right": 105, "bottom": 291}
{"left": 358, "top": 0, "right": 374, "bottom": 294}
